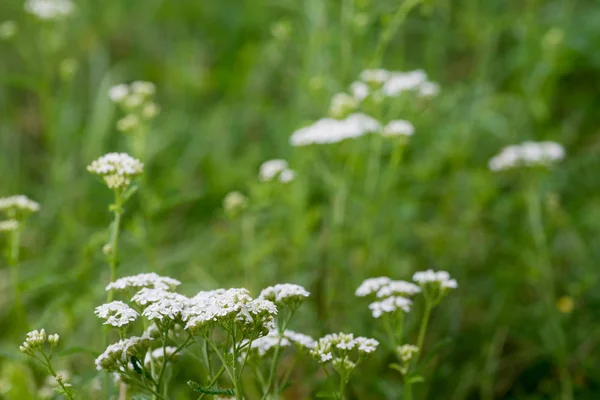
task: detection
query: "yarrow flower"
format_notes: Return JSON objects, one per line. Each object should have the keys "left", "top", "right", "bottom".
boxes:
{"left": 95, "top": 301, "right": 139, "bottom": 327}
{"left": 95, "top": 335, "right": 153, "bottom": 372}
{"left": 24, "top": 0, "right": 74, "bottom": 20}
{"left": 137, "top": 290, "right": 189, "bottom": 321}
{"left": 87, "top": 153, "right": 144, "bottom": 190}
{"left": 375, "top": 280, "right": 421, "bottom": 298}
{"left": 311, "top": 333, "right": 379, "bottom": 364}
{"left": 258, "top": 283, "right": 310, "bottom": 307}
{"left": 223, "top": 191, "right": 248, "bottom": 216}
{"left": 106, "top": 272, "right": 181, "bottom": 292}
{"left": 0, "top": 219, "right": 19, "bottom": 232}
{"left": 259, "top": 159, "right": 296, "bottom": 183}
{"left": 412, "top": 269, "right": 458, "bottom": 289}
{"left": 369, "top": 296, "right": 412, "bottom": 318}
{"left": 352, "top": 69, "right": 439, "bottom": 100}
{"left": 144, "top": 346, "right": 178, "bottom": 369}
{"left": 244, "top": 329, "right": 316, "bottom": 358}
{"left": 397, "top": 344, "right": 419, "bottom": 363}
{"left": 488, "top": 141, "right": 565, "bottom": 171}
{"left": 290, "top": 113, "right": 381, "bottom": 146}
{"left": 355, "top": 277, "right": 392, "bottom": 297}
{"left": 382, "top": 120, "right": 415, "bottom": 137}
{"left": 0, "top": 195, "right": 40, "bottom": 214}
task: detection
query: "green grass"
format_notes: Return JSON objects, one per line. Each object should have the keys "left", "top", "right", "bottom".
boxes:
{"left": 2, "top": 0, "right": 600, "bottom": 398}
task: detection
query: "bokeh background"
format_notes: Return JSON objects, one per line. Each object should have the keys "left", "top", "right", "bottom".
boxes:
{"left": 2, "top": 0, "right": 600, "bottom": 399}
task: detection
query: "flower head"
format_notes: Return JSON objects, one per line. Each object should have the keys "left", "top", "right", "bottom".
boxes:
{"left": 330, "top": 93, "right": 358, "bottom": 117}
{"left": 369, "top": 296, "right": 412, "bottom": 318}
{"left": 397, "top": 344, "right": 419, "bottom": 363}
{"left": 259, "top": 159, "right": 295, "bottom": 183}
{"left": 375, "top": 280, "right": 421, "bottom": 298}
{"left": 87, "top": 153, "right": 143, "bottom": 190}
{"left": 95, "top": 335, "right": 152, "bottom": 372}
{"left": 412, "top": 269, "right": 457, "bottom": 289}
{"left": 95, "top": 301, "right": 139, "bottom": 327}
{"left": 382, "top": 120, "right": 415, "bottom": 137}
{"left": 290, "top": 113, "right": 381, "bottom": 146}
{"left": 223, "top": 191, "right": 248, "bottom": 216}
{"left": 0, "top": 195, "right": 40, "bottom": 216}
{"left": 106, "top": 272, "right": 181, "bottom": 292}
{"left": 310, "top": 332, "right": 379, "bottom": 364}
{"left": 355, "top": 277, "right": 391, "bottom": 297}
{"left": 488, "top": 141, "right": 565, "bottom": 171}
{"left": 0, "top": 219, "right": 19, "bottom": 232}
{"left": 259, "top": 283, "right": 310, "bottom": 308}
{"left": 24, "top": 0, "right": 74, "bottom": 20}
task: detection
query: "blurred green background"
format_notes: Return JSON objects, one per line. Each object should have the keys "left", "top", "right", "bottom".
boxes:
{"left": 2, "top": 0, "right": 600, "bottom": 398}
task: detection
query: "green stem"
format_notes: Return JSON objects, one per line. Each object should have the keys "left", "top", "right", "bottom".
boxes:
{"left": 196, "top": 365, "right": 227, "bottom": 400}
{"left": 415, "top": 302, "right": 432, "bottom": 363}
{"left": 261, "top": 313, "right": 294, "bottom": 400}
{"left": 107, "top": 190, "right": 124, "bottom": 303}
{"left": 404, "top": 375, "right": 412, "bottom": 400}
{"left": 40, "top": 352, "right": 74, "bottom": 400}
{"left": 9, "top": 226, "right": 25, "bottom": 321}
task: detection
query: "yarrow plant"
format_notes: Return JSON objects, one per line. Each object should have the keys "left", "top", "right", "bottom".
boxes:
{"left": 356, "top": 270, "right": 457, "bottom": 399}
{"left": 488, "top": 141, "right": 565, "bottom": 171}
{"left": 310, "top": 332, "right": 379, "bottom": 399}
{"left": 19, "top": 330, "right": 74, "bottom": 399}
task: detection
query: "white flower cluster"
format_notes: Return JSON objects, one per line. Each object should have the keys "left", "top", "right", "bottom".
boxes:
{"left": 95, "top": 335, "right": 153, "bottom": 372}
{"left": 24, "top": 0, "right": 74, "bottom": 20}
{"left": 329, "top": 93, "right": 359, "bottom": 118}
{"left": 184, "top": 288, "right": 277, "bottom": 332}
{"left": 259, "top": 159, "right": 295, "bottom": 183}
{"left": 412, "top": 269, "right": 458, "bottom": 289}
{"left": 0, "top": 195, "right": 40, "bottom": 214}
{"left": 382, "top": 120, "right": 415, "bottom": 137}
{"left": 488, "top": 141, "right": 565, "bottom": 171}
{"left": 0, "top": 219, "right": 19, "bottom": 232}
{"left": 95, "top": 301, "right": 139, "bottom": 327}
{"left": 355, "top": 68, "right": 440, "bottom": 99}
{"left": 356, "top": 277, "right": 421, "bottom": 318}
{"left": 311, "top": 332, "right": 379, "bottom": 364}
{"left": 87, "top": 152, "right": 144, "bottom": 190}
{"left": 19, "top": 329, "right": 59, "bottom": 355}
{"left": 290, "top": 113, "right": 381, "bottom": 146}
{"left": 244, "top": 329, "right": 316, "bottom": 358}
{"left": 108, "top": 81, "right": 159, "bottom": 133}
{"left": 106, "top": 272, "right": 181, "bottom": 292}
{"left": 397, "top": 344, "right": 419, "bottom": 363}
{"left": 133, "top": 289, "right": 189, "bottom": 321}
{"left": 258, "top": 283, "right": 310, "bottom": 307}
{"left": 223, "top": 191, "right": 248, "bottom": 216}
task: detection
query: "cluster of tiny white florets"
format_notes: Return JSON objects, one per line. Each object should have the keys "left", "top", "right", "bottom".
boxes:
{"left": 258, "top": 159, "right": 296, "bottom": 183}
{"left": 397, "top": 344, "right": 419, "bottom": 363}
{"left": 133, "top": 289, "right": 189, "bottom": 321}
{"left": 412, "top": 269, "right": 458, "bottom": 289}
{"left": 24, "top": 0, "right": 74, "bottom": 20}
{"left": 382, "top": 120, "right": 415, "bottom": 137}
{"left": 87, "top": 152, "right": 144, "bottom": 190}
{"left": 290, "top": 113, "right": 381, "bottom": 146}
{"left": 356, "top": 277, "right": 421, "bottom": 318}
{"left": 488, "top": 141, "right": 565, "bottom": 171}
{"left": 243, "top": 329, "right": 316, "bottom": 358}
{"left": 354, "top": 69, "right": 439, "bottom": 99}
{"left": 108, "top": 81, "right": 159, "bottom": 133}
{"left": 19, "top": 329, "right": 59, "bottom": 355}
{"left": 310, "top": 332, "right": 379, "bottom": 364}
{"left": 0, "top": 195, "right": 40, "bottom": 215}
{"left": 184, "top": 288, "right": 277, "bottom": 333}
{"left": 258, "top": 283, "right": 310, "bottom": 308}
{"left": 0, "top": 219, "right": 19, "bottom": 232}
{"left": 94, "top": 301, "right": 139, "bottom": 327}
{"left": 95, "top": 335, "right": 153, "bottom": 372}
{"left": 106, "top": 272, "right": 181, "bottom": 292}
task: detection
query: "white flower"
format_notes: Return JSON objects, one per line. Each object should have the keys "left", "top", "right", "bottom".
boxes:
{"left": 246, "top": 331, "right": 292, "bottom": 357}
{"left": 0, "top": 219, "right": 19, "bottom": 232}
{"left": 382, "top": 120, "right": 415, "bottom": 137}
{"left": 310, "top": 332, "right": 379, "bottom": 364}
{"left": 123, "top": 94, "right": 144, "bottom": 109}
{"left": 116, "top": 114, "right": 140, "bottom": 133}
{"left": 350, "top": 81, "right": 370, "bottom": 101}
{"left": 87, "top": 153, "right": 144, "bottom": 190}
{"left": 375, "top": 280, "right": 421, "bottom": 298}
{"left": 418, "top": 81, "right": 440, "bottom": 97}
{"left": 47, "top": 334, "right": 60, "bottom": 345}
{"left": 330, "top": 93, "right": 358, "bottom": 117}
{"left": 488, "top": 141, "right": 565, "bottom": 171}
{"left": 131, "top": 289, "right": 188, "bottom": 321}
{"left": 95, "top": 335, "right": 152, "bottom": 372}
{"left": 106, "top": 272, "right": 181, "bottom": 292}
{"left": 259, "top": 283, "right": 310, "bottom": 306}
{"left": 131, "top": 81, "right": 156, "bottom": 97}
{"left": 355, "top": 277, "right": 391, "bottom": 297}
{"left": 223, "top": 191, "right": 247, "bottom": 215}
{"left": 369, "top": 296, "right": 412, "bottom": 318}
{"left": 95, "top": 301, "right": 139, "bottom": 327}
{"left": 142, "top": 103, "right": 160, "bottom": 119}
{"left": 258, "top": 159, "right": 295, "bottom": 183}
{"left": 381, "top": 70, "right": 428, "bottom": 96}
{"left": 412, "top": 269, "right": 458, "bottom": 290}
{"left": 354, "top": 337, "right": 379, "bottom": 353}
{"left": 108, "top": 84, "right": 129, "bottom": 103}
{"left": 0, "top": 195, "right": 40, "bottom": 214}
{"left": 290, "top": 113, "right": 381, "bottom": 146}
{"left": 19, "top": 329, "right": 47, "bottom": 354}
{"left": 360, "top": 69, "right": 390, "bottom": 84}
{"left": 24, "top": 0, "right": 74, "bottom": 20}
{"left": 284, "top": 330, "right": 316, "bottom": 349}
{"left": 397, "top": 344, "right": 419, "bottom": 363}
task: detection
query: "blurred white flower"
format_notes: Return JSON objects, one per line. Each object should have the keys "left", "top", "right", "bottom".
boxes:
{"left": 106, "top": 272, "right": 181, "bottom": 292}
{"left": 413, "top": 269, "right": 458, "bottom": 289}
{"left": 397, "top": 344, "right": 419, "bottom": 363}
{"left": 131, "top": 81, "right": 156, "bottom": 97}
{"left": 311, "top": 332, "right": 379, "bottom": 364}
{"left": 488, "top": 141, "right": 565, "bottom": 171}
{"left": 259, "top": 159, "right": 295, "bottom": 183}
{"left": 360, "top": 69, "right": 390, "bottom": 84}
{"left": 350, "top": 81, "right": 370, "bottom": 101}
{"left": 0, "top": 219, "right": 19, "bottom": 232}
{"left": 418, "top": 81, "right": 440, "bottom": 97}
{"left": 355, "top": 277, "right": 391, "bottom": 297}
{"left": 375, "top": 280, "right": 421, "bottom": 298}
{"left": 24, "top": 0, "right": 74, "bottom": 20}
{"left": 141, "top": 103, "right": 160, "bottom": 119}
{"left": 382, "top": 120, "right": 415, "bottom": 137}
{"left": 259, "top": 283, "right": 310, "bottom": 307}
{"left": 144, "top": 346, "right": 177, "bottom": 369}
{"left": 0, "top": 195, "right": 40, "bottom": 214}
{"left": 381, "top": 70, "right": 428, "bottom": 96}
{"left": 0, "top": 21, "right": 17, "bottom": 40}
{"left": 330, "top": 93, "right": 358, "bottom": 117}
{"left": 223, "top": 191, "right": 248, "bottom": 215}
{"left": 108, "top": 84, "right": 129, "bottom": 103}
{"left": 290, "top": 113, "right": 381, "bottom": 146}
{"left": 369, "top": 296, "right": 412, "bottom": 318}
{"left": 116, "top": 114, "right": 140, "bottom": 133}
{"left": 95, "top": 335, "right": 152, "bottom": 372}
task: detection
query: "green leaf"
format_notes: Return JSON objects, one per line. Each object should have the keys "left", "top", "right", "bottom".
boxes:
{"left": 122, "top": 184, "right": 139, "bottom": 202}
{"left": 187, "top": 380, "right": 236, "bottom": 396}
{"left": 407, "top": 375, "right": 425, "bottom": 384}
{"left": 388, "top": 363, "right": 405, "bottom": 375}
